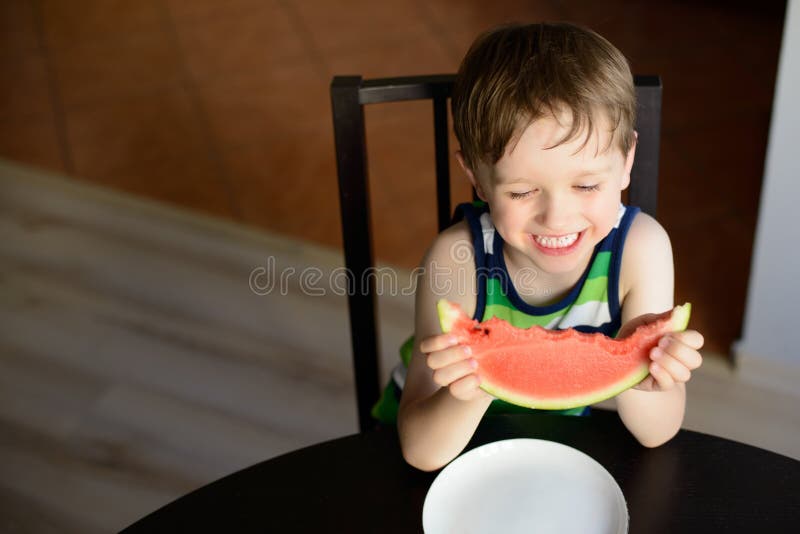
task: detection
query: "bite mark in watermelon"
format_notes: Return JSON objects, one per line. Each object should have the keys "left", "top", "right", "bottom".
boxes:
{"left": 437, "top": 299, "right": 691, "bottom": 410}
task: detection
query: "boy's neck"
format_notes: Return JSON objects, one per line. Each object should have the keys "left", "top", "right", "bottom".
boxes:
{"left": 502, "top": 246, "right": 592, "bottom": 307}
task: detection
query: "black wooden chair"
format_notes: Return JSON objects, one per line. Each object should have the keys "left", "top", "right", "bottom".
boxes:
{"left": 331, "top": 74, "right": 662, "bottom": 432}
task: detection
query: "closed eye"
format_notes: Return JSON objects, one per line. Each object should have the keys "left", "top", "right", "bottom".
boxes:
{"left": 509, "top": 191, "right": 532, "bottom": 200}
{"left": 575, "top": 185, "right": 600, "bottom": 192}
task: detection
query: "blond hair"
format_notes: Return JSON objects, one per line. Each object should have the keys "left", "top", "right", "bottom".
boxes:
{"left": 452, "top": 22, "right": 636, "bottom": 170}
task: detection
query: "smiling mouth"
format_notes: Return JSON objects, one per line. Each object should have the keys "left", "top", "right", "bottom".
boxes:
{"left": 532, "top": 231, "right": 581, "bottom": 249}
{"left": 529, "top": 230, "right": 586, "bottom": 256}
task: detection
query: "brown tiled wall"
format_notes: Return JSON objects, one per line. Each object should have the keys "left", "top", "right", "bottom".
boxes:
{"left": 0, "top": 0, "right": 786, "bottom": 354}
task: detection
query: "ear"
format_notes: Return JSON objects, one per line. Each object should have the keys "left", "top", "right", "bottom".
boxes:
{"left": 455, "top": 150, "right": 489, "bottom": 201}
{"left": 621, "top": 131, "right": 638, "bottom": 191}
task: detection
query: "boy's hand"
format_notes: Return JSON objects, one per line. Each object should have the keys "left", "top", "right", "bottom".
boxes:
{"left": 419, "top": 334, "right": 491, "bottom": 401}
{"left": 617, "top": 314, "right": 705, "bottom": 392}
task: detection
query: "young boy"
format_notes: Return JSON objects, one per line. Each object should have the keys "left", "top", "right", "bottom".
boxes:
{"left": 396, "top": 23, "right": 705, "bottom": 471}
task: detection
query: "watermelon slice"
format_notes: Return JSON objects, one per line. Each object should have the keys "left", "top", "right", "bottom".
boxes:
{"left": 437, "top": 299, "right": 691, "bottom": 410}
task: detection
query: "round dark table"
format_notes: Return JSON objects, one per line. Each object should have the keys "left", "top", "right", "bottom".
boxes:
{"left": 122, "top": 410, "right": 800, "bottom": 533}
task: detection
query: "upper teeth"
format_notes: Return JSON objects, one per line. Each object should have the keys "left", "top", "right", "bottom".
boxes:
{"left": 534, "top": 232, "right": 579, "bottom": 248}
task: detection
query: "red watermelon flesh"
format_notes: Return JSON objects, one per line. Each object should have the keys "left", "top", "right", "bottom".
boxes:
{"left": 437, "top": 299, "right": 692, "bottom": 410}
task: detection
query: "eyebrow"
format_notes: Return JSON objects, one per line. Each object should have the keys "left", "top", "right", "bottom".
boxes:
{"left": 493, "top": 176, "right": 528, "bottom": 186}
{"left": 572, "top": 167, "right": 612, "bottom": 179}
{"left": 495, "top": 167, "right": 612, "bottom": 185}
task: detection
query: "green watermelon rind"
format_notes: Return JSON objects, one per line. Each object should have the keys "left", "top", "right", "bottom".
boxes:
{"left": 671, "top": 302, "right": 691, "bottom": 332}
{"left": 479, "top": 366, "right": 652, "bottom": 410}
{"left": 437, "top": 299, "right": 463, "bottom": 334}
{"left": 436, "top": 300, "right": 692, "bottom": 410}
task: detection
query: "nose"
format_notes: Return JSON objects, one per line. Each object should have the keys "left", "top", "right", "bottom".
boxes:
{"left": 536, "top": 192, "right": 573, "bottom": 232}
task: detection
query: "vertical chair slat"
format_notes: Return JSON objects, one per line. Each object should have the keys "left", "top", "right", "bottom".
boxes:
{"left": 433, "top": 96, "right": 451, "bottom": 232}
{"left": 631, "top": 76, "right": 662, "bottom": 218}
{"left": 331, "top": 76, "right": 381, "bottom": 432}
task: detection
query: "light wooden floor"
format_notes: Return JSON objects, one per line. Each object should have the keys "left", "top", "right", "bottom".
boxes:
{"left": 1, "top": 160, "right": 798, "bottom": 533}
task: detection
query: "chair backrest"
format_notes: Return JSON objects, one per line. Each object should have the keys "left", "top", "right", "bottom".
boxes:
{"left": 331, "top": 74, "right": 662, "bottom": 431}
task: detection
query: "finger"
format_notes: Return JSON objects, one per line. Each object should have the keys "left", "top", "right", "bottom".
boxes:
{"left": 649, "top": 361, "right": 676, "bottom": 390}
{"left": 427, "top": 345, "right": 472, "bottom": 370}
{"left": 634, "top": 375, "right": 656, "bottom": 392}
{"left": 651, "top": 353, "right": 691, "bottom": 383}
{"left": 449, "top": 374, "right": 483, "bottom": 400}
{"left": 419, "top": 334, "right": 459, "bottom": 354}
{"left": 654, "top": 337, "right": 703, "bottom": 370}
{"left": 670, "top": 330, "right": 705, "bottom": 350}
{"left": 431, "top": 359, "right": 478, "bottom": 388}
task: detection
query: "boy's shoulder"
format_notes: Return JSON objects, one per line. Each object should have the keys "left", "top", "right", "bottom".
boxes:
{"left": 419, "top": 219, "right": 478, "bottom": 318}
{"left": 622, "top": 211, "right": 672, "bottom": 263}
{"left": 423, "top": 219, "right": 475, "bottom": 266}
{"left": 619, "top": 211, "right": 674, "bottom": 315}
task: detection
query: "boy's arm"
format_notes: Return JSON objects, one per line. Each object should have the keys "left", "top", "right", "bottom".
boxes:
{"left": 397, "top": 223, "right": 493, "bottom": 471}
{"left": 614, "top": 213, "right": 703, "bottom": 447}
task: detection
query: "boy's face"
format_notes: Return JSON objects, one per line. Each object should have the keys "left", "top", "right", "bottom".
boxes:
{"left": 460, "top": 110, "right": 635, "bottom": 277}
